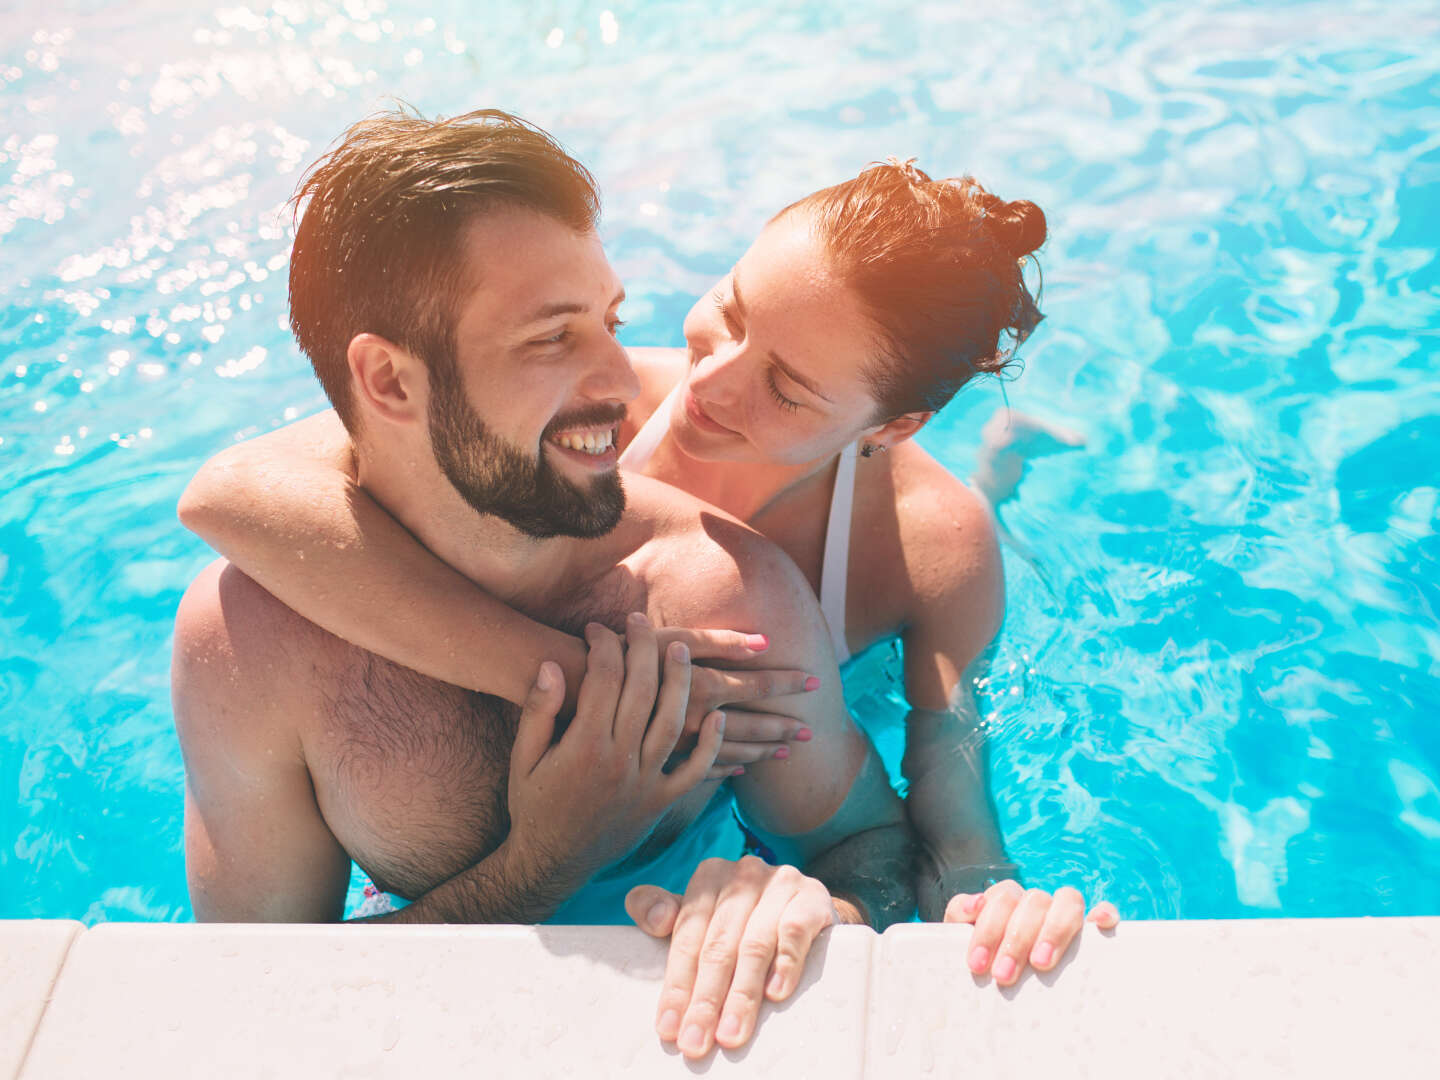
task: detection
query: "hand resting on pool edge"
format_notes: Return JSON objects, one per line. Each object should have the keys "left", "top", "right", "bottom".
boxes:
{"left": 943, "top": 882, "right": 1120, "bottom": 986}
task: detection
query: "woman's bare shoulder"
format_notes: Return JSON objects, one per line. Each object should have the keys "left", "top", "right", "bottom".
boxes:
{"left": 888, "top": 441, "right": 1002, "bottom": 602}
{"left": 620, "top": 347, "right": 687, "bottom": 445}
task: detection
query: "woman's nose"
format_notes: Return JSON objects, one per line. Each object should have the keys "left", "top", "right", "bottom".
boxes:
{"left": 688, "top": 343, "right": 745, "bottom": 404}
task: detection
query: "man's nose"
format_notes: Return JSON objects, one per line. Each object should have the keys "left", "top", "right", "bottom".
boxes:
{"left": 581, "top": 331, "right": 641, "bottom": 403}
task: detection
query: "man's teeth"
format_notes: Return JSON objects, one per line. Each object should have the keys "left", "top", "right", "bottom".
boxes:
{"left": 554, "top": 430, "right": 614, "bottom": 454}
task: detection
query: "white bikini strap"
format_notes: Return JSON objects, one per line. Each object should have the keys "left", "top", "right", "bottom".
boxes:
{"left": 819, "top": 442, "right": 858, "bottom": 665}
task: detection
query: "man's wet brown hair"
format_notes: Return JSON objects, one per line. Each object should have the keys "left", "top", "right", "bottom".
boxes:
{"left": 287, "top": 106, "right": 600, "bottom": 432}
{"left": 777, "top": 159, "right": 1045, "bottom": 420}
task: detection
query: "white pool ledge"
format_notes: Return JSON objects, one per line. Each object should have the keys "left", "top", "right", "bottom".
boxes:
{"left": 4, "top": 917, "right": 1436, "bottom": 1078}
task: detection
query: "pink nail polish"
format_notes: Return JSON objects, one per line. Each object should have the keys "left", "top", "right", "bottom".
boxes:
{"left": 746, "top": 633, "right": 769, "bottom": 651}
{"left": 731, "top": 766, "right": 745, "bottom": 776}
{"left": 803, "top": 676, "right": 821, "bottom": 691}
{"left": 794, "top": 727, "right": 813, "bottom": 742}
{"left": 773, "top": 746, "right": 790, "bottom": 760}
{"left": 969, "top": 945, "right": 989, "bottom": 972}
{"left": 994, "top": 955, "right": 1016, "bottom": 982}
{"left": 1032, "top": 941, "right": 1054, "bottom": 967}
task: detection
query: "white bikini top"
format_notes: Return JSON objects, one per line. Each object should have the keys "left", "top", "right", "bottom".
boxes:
{"left": 620, "top": 384, "right": 856, "bottom": 665}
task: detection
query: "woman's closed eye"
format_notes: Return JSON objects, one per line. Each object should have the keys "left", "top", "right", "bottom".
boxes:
{"left": 713, "top": 291, "right": 743, "bottom": 338}
{"left": 765, "top": 366, "right": 800, "bottom": 412}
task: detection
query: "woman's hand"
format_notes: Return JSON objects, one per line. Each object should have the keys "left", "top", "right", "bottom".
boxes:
{"left": 943, "top": 881, "right": 1119, "bottom": 987}
{"left": 648, "top": 627, "right": 821, "bottom": 776}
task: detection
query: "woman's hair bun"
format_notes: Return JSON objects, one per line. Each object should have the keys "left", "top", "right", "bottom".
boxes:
{"left": 992, "top": 199, "right": 1046, "bottom": 260}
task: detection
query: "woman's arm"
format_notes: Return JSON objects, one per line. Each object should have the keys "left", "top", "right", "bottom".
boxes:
{"left": 894, "top": 474, "right": 1012, "bottom": 918}
{"left": 178, "top": 410, "right": 591, "bottom": 709}
{"left": 898, "top": 465, "right": 1121, "bottom": 986}
{"left": 178, "top": 410, "right": 814, "bottom": 749}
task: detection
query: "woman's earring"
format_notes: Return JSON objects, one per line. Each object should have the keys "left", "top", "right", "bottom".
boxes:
{"left": 861, "top": 443, "right": 886, "bottom": 458}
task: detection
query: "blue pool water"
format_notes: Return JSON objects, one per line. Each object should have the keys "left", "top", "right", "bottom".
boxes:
{"left": 2, "top": 0, "right": 1438, "bottom": 923}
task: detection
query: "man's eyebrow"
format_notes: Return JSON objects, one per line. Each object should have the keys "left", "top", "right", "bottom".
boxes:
{"left": 733, "top": 274, "right": 832, "bottom": 403}
{"left": 521, "top": 288, "right": 626, "bottom": 326}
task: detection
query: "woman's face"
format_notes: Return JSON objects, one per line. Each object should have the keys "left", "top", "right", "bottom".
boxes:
{"left": 675, "top": 212, "right": 888, "bottom": 466}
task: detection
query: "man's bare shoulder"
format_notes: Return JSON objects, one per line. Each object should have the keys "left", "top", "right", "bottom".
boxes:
{"left": 172, "top": 559, "right": 337, "bottom": 740}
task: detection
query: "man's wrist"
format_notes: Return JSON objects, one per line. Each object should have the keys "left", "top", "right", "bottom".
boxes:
{"left": 495, "top": 832, "right": 597, "bottom": 907}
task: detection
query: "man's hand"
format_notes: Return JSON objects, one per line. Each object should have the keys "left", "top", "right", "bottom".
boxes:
{"left": 624, "top": 856, "right": 843, "bottom": 1059}
{"left": 650, "top": 627, "right": 821, "bottom": 774}
{"left": 943, "top": 880, "right": 1120, "bottom": 987}
{"left": 506, "top": 614, "right": 724, "bottom": 885}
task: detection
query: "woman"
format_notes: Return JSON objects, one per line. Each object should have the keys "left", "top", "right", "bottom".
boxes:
{"left": 180, "top": 158, "right": 1116, "bottom": 978}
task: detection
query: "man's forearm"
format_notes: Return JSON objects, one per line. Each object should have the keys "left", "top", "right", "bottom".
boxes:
{"left": 353, "top": 839, "right": 586, "bottom": 925}
{"left": 804, "top": 822, "right": 917, "bottom": 930}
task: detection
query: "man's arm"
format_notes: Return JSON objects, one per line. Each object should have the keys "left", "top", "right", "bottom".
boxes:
{"left": 175, "top": 561, "right": 354, "bottom": 922}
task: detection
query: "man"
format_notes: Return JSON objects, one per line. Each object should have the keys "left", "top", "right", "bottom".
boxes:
{"left": 172, "top": 107, "right": 913, "bottom": 1061}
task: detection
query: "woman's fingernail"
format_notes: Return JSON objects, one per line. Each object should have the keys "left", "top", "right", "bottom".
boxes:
{"left": 1031, "top": 941, "right": 1054, "bottom": 967}
{"left": 794, "top": 727, "right": 813, "bottom": 742}
{"left": 746, "top": 633, "right": 769, "bottom": 651}
{"left": 966, "top": 894, "right": 984, "bottom": 915}
{"left": 658, "top": 1009, "right": 681, "bottom": 1038}
{"left": 717, "top": 1014, "right": 742, "bottom": 1042}
{"left": 803, "top": 676, "right": 821, "bottom": 691}
{"left": 731, "top": 766, "right": 745, "bottom": 776}
{"left": 767, "top": 971, "right": 785, "bottom": 996}
{"left": 646, "top": 900, "right": 672, "bottom": 931}
{"left": 994, "top": 954, "right": 1016, "bottom": 982}
{"left": 535, "top": 663, "right": 554, "bottom": 691}
{"left": 773, "top": 746, "right": 790, "bottom": 760}
{"left": 969, "top": 945, "right": 990, "bottom": 972}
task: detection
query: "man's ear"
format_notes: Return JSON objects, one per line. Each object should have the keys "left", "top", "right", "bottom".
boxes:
{"left": 347, "top": 333, "right": 427, "bottom": 426}
{"left": 861, "top": 410, "right": 934, "bottom": 452}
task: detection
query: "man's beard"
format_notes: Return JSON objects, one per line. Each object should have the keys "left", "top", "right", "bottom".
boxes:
{"left": 427, "top": 367, "right": 626, "bottom": 540}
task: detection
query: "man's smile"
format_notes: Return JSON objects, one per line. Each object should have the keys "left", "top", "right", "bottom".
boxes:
{"left": 546, "top": 422, "right": 620, "bottom": 467}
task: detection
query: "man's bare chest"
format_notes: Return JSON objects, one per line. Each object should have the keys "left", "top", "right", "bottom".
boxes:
{"left": 305, "top": 650, "right": 516, "bottom": 900}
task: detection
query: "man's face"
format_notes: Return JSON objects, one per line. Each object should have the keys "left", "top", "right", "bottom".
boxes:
{"left": 427, "top": 209, "right": 638, "bottom": 539}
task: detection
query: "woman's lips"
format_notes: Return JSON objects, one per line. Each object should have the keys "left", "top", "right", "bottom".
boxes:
{"left": 682, "top": 389, "right": 738, "bottom": 435}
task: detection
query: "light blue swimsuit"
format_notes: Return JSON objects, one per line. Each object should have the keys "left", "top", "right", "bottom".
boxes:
{"left": 351, "top": 789, "right": 744, "bottom": 923}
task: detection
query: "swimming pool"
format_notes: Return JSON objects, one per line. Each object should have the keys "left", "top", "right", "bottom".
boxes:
{"left": 2, "top": 0, "right": 1437, "bottom": 923}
